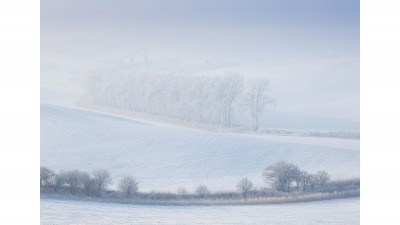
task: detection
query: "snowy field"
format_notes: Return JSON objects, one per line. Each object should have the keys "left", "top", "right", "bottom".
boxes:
{"left": 41, "top": 198, "right": 360, "bottom": 225}
{"left": 41, "top": 104, "right": 359, "bottom": 192}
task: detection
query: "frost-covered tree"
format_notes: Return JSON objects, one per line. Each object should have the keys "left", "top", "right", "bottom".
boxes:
{"left": 118, "top": 176, "right": 138, "bottom": 199}
{"left": 315, "top": 170, "right": 330, "bottom": 186}
{"left": 40, "top": 166, "right": 55, "bottom": 190}
{"left": 299, "top": 171, "right": 312, "bottom": 192}
{"left": 309, "top": 174, "right": 318, "bottom": 191}
{"left": 263, "top": 161, "right": 300, "bottom": 192}
{"left": 81, "top": 172, "right": 96, "bottom": 196}
{"left": 297, "top": 170, "right": 330, "bottom": 192}
{"left": 63, "top": 170, "right": 84, "bottom": 194}
{"left": 177, "top": 187, "right": 188, "bottom": 197}
{"left": 92, "top": 168, "right": 112, "bottom": 196}
{"left": 196, "top": 185, "right": 211, "bottom": 198}
{"left": 242, "top": 78, "right": 274, "bottom": 131}
{"left": 220, "top": 72, "right": 243, "bottom": 127}
{"left": 81, "top": 70, "right": 247, "bottom": 127}
{"left": 292, "top": 168, "right": 303, "bottom": 190}
{"left": 236, "top": 177, "right": 253, "bottom": 198}
{"left": 53, "top": 172, "right": 65, "bottom": 193}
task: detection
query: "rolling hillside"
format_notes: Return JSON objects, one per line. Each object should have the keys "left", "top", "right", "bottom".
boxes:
{"left": 41, "top": 104, "right": 359, "bottom": 192}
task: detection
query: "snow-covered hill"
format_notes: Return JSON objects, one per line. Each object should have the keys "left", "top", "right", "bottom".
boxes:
{"left": 41, "top": 198, "right": 360, "bottom": 225}
{"left": 41, "top": 104, "right": 359, "bottom": 192}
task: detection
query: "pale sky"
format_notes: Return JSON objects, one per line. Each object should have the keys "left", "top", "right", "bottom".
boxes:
{"left": 41, "top": 0, "right": 360, "bottom": 126}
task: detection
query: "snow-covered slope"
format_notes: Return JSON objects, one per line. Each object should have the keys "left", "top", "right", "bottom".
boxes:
{"left": 41, "top": 198, "right": 360, "bottom": 225}
{"left": 41, "top": 104, "right": 359, "bottom": 192}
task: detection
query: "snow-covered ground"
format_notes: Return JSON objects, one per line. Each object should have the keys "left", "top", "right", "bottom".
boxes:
{"left": 41, "top": 104, "right": 359, "bottom": 192}
{"left": 41, "top": 197, "right": 360, "bottom": 225}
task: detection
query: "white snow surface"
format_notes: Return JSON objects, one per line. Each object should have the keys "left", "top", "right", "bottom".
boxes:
{"left": 41, "top": 104, "right": 359, "bottom": 192}
{"left": 41, "top": 198, "right": 360, "bottom": 225}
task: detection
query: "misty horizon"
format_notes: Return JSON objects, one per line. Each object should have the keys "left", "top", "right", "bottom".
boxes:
{"left": 41, "top": 0, "right": 360, "bottom": 131}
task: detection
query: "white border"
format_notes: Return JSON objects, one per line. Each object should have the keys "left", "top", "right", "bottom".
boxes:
{"left": 0, "top": 0, "right": 40, "bottom": 224}
{"left": 2, "top": 0, "right": 400, "bottom": 224}
{"left": 361, "top": 0, "right": 400, "bottom": 224}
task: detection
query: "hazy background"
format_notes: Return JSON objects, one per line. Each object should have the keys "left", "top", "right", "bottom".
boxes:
{"left": 41, "top": 0, "right": 360, "bottom": 131}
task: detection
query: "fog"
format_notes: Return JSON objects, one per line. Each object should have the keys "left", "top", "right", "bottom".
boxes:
{"left": 41, "top": 0, "right": 359, "bottom": 130}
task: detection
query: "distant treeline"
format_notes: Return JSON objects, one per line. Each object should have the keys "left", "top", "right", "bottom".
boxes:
{"left": 40, "top": 161, "right": 359, "bottom": 205}
{"left": 40, "top": 161, "right": 360, "bottom": 204}
{"left": 260, "top": 129, "right": 360, "bottom": 139}
{"left": 81, "top": 70, "right": 273, "bottom": 131}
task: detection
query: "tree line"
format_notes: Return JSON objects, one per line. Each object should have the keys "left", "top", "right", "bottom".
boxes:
{"left": 81, "top": 70, "right": 274, "bottom": 131}
{"left": 40, "top": 167, "right": 138, "bottom": 199}
{"left": 41, "top": 161, "right": 359, "bottom": 203}
{"left": 263, "top": 160, "right": 331, "bottom": 193}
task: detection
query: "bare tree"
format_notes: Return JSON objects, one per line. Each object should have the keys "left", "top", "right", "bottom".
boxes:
{"left": 236, "top": 178, "right": 253, "bottom": 198}
{"left": 177, "top": 187, "right": 188, "bottom": 198}
{"left": 118, "top": 176, "right": 138, "bottom": 199}
{"left": 315, "top": 170, "right": 330, "bottom": 186}
{"left": 299, "top": 171, "right": 313, "bottom": 193}
{"left": 196, "top": 185, "right": 211, "bottom": 198}
{"left": 220, "top": 72, "right": 243, "bottom": 127}
{"left": 40, "top": 166, "right": 55, "bottom": 190}
{"left": 292, "top": 168, "right": 303, "bottom": 190}
{"left": 242, "top": 78, "right": 274, "bottom": 131}
{"left": 309, "top": 174, "right": 318, "bottom": 191}
{"left": 92, "top": 168, "right": 112, "bottom": 196}
{"left": 63, "top": 170, "right": 84, "bottom": 194}
{"left": 297, "top": 170, "right": 327, "bottom": 192}
{"left": 81, "top": 172, "right": 96, "bottom": 196}
{"left": 263, "top": 161, "right": 300, "bottom": 192}
{"left": 53, "top": 172, "right": 65, "bottom": 193}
